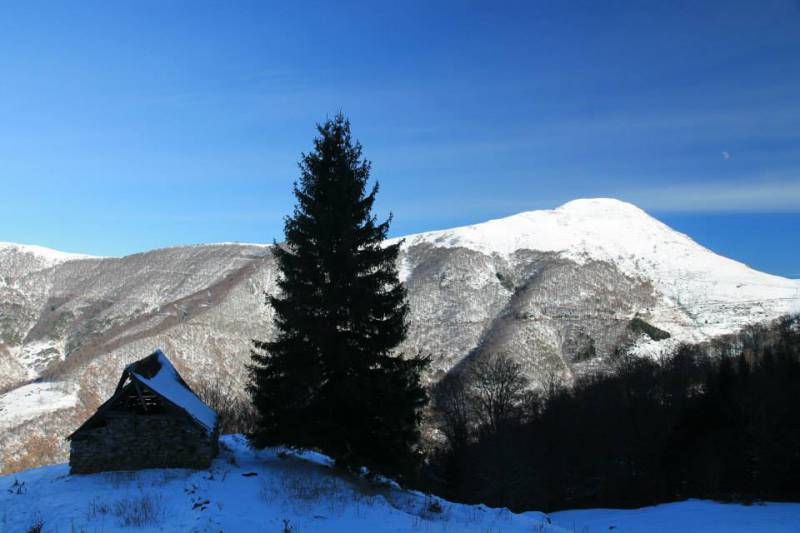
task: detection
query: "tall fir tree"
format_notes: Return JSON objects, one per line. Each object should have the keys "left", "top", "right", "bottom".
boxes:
{"left": 248, "top": 114, "right": 429, "bottom": 479}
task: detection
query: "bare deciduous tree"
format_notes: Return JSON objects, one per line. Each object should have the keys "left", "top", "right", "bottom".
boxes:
{"left": 432, "top": 374, "right": 471, "bottom": 452}
{"left": 467, "top": 354, "right": 529, "bottom": 437}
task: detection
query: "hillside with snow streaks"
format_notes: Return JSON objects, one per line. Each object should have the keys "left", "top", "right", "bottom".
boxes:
{"left": 396, "top": 198, "right": 799, "bottom": 338}
{"left": 1, "top": 198, "right": 798, "bottom": 471}
{"left": 0, "top": 242, "right": 96, "bottom": 269}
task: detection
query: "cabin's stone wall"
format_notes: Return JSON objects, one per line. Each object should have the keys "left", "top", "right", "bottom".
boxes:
{"left": 69, "top": 412, "right": 218, "bottom": 474}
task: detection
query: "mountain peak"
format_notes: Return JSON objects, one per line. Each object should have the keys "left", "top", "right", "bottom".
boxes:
{"left": 0, "top": 242, "right": 96, "bottom": 265}
{"left": 397, "top": 197, "right": 672, "bottom": 260}
{"left": 555, "top": 197, "right": 649, "bottom": 217}
{"left": 397, "top": 198, "right": 798, "bottom": 303}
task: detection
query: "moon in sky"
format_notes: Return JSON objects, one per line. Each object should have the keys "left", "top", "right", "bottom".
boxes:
{"left": 722, "top": 151, "right": 731, "bottom": 160}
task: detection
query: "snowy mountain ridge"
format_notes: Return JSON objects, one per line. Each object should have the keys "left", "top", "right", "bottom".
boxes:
{"left": 396, "top": 198, "right": 795, "bottom": 299}
{"left": 0, "top": 242, "right": 97, "bottom": 266}
{"left": 0, "top": 198, "right": 798, "bottom": 472}
{"left": 394, "top": 198, "right": 799, "bottom": 342}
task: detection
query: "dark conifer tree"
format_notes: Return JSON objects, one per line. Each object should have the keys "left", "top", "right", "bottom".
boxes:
{"left": 248, "top": 114, "right": 428, "bottom": 479}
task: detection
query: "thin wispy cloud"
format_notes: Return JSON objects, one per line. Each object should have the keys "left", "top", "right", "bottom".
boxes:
{"left": 387, "top": 174, "right": 800, "bottom": 232}
{"left": 621, "top": 178, "right": 800, "bottom": 213}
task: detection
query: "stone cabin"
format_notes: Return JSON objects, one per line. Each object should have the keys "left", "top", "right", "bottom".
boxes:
{"left": 68, "top": 349, "right": 219, "bottom": 474}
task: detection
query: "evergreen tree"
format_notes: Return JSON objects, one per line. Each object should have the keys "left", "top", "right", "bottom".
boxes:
{"left": 248, "top": 114, "right": 428, "bottom": 479}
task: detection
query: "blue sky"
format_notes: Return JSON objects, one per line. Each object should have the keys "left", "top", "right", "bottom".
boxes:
{"left": 0, "top": 1, "right": 798, "bottom": 276}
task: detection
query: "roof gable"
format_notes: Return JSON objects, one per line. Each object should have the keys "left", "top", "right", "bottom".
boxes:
{"left": 69, "top": 349, "right": 218, "bottom": 439}
{"left": 126, "top": 350, "right": 218, "bottom": 434}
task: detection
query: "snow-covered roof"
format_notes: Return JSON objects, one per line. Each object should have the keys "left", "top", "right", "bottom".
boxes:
{"left": 125, "top": 350, "right": 218, "bottom": 434}
{"left": 69, "top": 349, "right": 218, "bottom": 438}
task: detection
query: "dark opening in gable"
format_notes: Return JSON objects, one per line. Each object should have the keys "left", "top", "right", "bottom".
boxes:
{"left": 134, "top": 353, "right": 163, "bottom": 379}
{"left": 111, "top": 381, "right": 167, "bottom": 415}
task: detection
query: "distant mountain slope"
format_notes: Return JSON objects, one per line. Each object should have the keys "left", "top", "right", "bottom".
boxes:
{"left": 395, "top": 198, "right": 799, "bottom": 379}
{"left": 1, "top": 199, "right": 798, "bottom": 471}
{"left": 396, "top": 198, "right": 798, "bottom": 337}
{"left": 0, "top": 242, "right": 96, "bottom": 270}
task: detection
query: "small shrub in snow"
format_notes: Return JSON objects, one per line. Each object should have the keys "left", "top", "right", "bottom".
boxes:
{"left": 8, "top": 478, "right": 26, "bottom": 495}
{"left": 226, "top": 451, "right": 239, "bottom": 467}
{"left": 103, "top": 471, "right": 137, "bottom": 488}
{"left": 26, "top": 518, "right": 44, "bottom": 533}
{"left": 69, "top": 518, "right": 88, "bottom": 533}
{"left": 161, "top": 469, "right": 188, "bottom": 483}
{"left": 284, "top": 473, "right": 339, "bottom": 501}
{"left": 111, "top": 491, "right": 165, "bottom": 527}
{"left": 413, "top": 494, "right": 451, "bottom": 525}
{"left": 86, "top": 498, "right": 110, "bottom": 521}
{"left": 259, "top": 469, "right": 370, "bottom": 518}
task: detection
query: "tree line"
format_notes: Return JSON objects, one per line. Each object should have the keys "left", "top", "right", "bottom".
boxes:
{"left": 421, "top": 315, "right": 800, "bottom": 511}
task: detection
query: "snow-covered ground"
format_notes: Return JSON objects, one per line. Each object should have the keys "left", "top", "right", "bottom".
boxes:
{"left": 0, "top": 435, "right": 559, "bottom": 532}
{"left": 0, "top": 381, "right": 78, "bottom": 432}
{"left": 551, "top": 499, "right": 800, "bottom": 533}
{"left": 2, "top": 434, "right": 799, "bottom": 532}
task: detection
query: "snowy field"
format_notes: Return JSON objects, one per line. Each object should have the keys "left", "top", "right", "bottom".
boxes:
{"left": 0, "top": 435, "right": 558, "bottom": 532}
{"left": 1, "top": 434, "right": 799, "bottom": 532}
{"left": 551, "top": 500, "right": 800, "bottom": 532}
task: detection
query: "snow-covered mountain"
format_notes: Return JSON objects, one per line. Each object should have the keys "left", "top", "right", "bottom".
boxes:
{"left": 0, "top": 242, "right": 95, "bottom": 271}
{"left": 396, "top": 198, "right": 799, "bottom": 380}
{"left": 1, "top": 198, "right": 798, "bottom": 472}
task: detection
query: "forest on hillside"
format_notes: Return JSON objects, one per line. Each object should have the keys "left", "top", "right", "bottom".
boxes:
{"left": 202, "top": 314, "right": 800, "bottom": 512}
{"left": 420, "top": 314, "right": 800, "bottom": 512}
